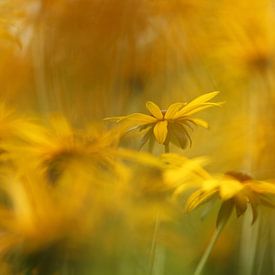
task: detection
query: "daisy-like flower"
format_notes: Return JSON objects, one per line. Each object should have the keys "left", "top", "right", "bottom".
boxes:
{"left": 106, "top": 91, "right": 222, "bottom": 151}
{"left": 186, "top": 171, "right": 275, "bottom": 275}
{"left": 186, "top": 171, "right": 275, "bottom": 224}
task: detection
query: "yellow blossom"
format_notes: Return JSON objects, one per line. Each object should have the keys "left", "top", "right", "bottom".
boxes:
{"left": 106, "top": 91, "right": 222, "bottom": 150}
{"left": 0, "top": 165, "right": 95, "bottom": 255}
{"left": 186, "top": 171, "right": 275, "bottom": 224}
{"left": 8, "top": 116, "right": 121, "bottom": 184}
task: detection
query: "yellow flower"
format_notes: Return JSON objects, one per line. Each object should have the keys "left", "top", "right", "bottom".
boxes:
{"left": 186, "top": 171, "right": 275, "bottom": 224}
{"left": 0, "top": 165, "right": 95, "bottom": 255}
{"left": 106, "top": 91, "right": 222, "bottom": 150}
{"left": 10, "top": 116, "right": 121, "bottom": 184}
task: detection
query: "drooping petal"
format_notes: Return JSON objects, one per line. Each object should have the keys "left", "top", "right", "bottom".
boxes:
{"left": 139, "top": 128, "right": 154, "bottom": 150}
{"left": 250, "top": 202, "right": 258, "bottom": 224}
{"left": 153, "top": 120, "right": 168, "bottom": 144}
{"left": 164, "top": 103, "right": 186, "bottom": 119}
{"left": 185, "top": 189, "right": 217, "bottom": 212}
{"left": 146, "top": 101, "right": 163, "bottom": 119}
{"left": 167, "top": 123, "right": 189, "bottom": 149}
{"left": 234, "top": 194, "right": 248, "bottom": 217}
{"left": 169, "top": 130, "right": 188, "bottom": 149}
{"left": 216, "top": 200, "right": 234, "bottom": 228}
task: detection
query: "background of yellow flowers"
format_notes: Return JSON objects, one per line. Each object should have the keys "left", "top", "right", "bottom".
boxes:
{"left": 0, "top": 0, "right": 275, "bottom": 274}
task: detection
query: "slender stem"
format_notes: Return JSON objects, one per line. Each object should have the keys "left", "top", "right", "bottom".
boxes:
{"left": 148, "top": 144, "right": 168, "bottom": 274}
{"left": 194, "top": 221, "right": 225, "bottom": 275}
{"left": 149, "top": 213, "right": 160, "bottom": 275}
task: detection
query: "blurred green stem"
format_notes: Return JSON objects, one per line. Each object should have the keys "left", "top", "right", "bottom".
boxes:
{"left": 149, "top": 212, "right": 160, "bottom": 275}
{"left": 194, "top": 219, "right": 226, "bottom": 275}
{"left": 148, "top": 145, "right": 168, "bottom": 275}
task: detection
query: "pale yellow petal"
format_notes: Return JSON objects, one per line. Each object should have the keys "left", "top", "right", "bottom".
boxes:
{"left": 153, "top": 120, "right": 168, "bottom": 144}
{"left": 116, "top": 148, "right": 164, "bottom": 168}
{"left": 126, "top": 113, "right": 157, "bottom": 124}
{"left": 247, "top": 181, "right": 275, "bottom": 194}
{"left": 164, "top": 156, "right": 209, "bottom": 184}
{"left": 105, "top": 113, "right": 157, "bottom": 125}
{"left": 146, "top": 101, "right": 163, "bottom": 119}
{"left": 188, "top": 118, "right": 209, "bottom": 128}
{"left": 187, "top": 91, "right": 220, "bottom": 107}
{"left": 173, "top": 91, "right": 221, "bottom": 118}
{"left": 103, "top": 116, "right": 125, "bottom": 122}
{"left": 183, "top": 102, "right": 223, "bottom": 116}
{"left": 105, "top": 113, "right": 156, "bottom": 133}
{"left": 164, "top": 103, "right": 185, "bottom": 119}
{"left": 185, "top": 189, "right": 217, "bottom": 212}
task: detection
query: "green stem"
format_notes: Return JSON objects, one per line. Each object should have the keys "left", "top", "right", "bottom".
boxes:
{"left": 194, "top": 220, "right": 226, "bottom": 275}
{"left": 149, "top": 213, "right": 160, "bottom": 275}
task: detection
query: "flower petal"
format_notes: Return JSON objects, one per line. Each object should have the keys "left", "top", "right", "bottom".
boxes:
{"left": 146, "top": 101, "right": 163, "bottom": 119}
{"left": 185, "top": 189, "right": 217, "bottom": 212}
{"left": 219, "top": 179, "right": 244, "bottom": 200}
{"left": 121, "top": 113, "right": 157, "bottom": 129}
{"left": 234, "top": 194, "right": 248, "bottom": 217}
{"left": 183, "top": 103, "right": 223, "bottom": 116}
{"left": 164, "top": 103, "right": 186, "bottom": 119}
{"left": 153, "top": 120, "right": 168, "bottom": 144}
{"left": 186, "top": 91, "right": 220, "bottom": 108}
{"left": 247, "top": 181, "right": 275, "bottom": 194}
{"left": 188, "top": 118, "right": 209, "bottom": 128}
{"left": 103, "top": 116, "right": 125, "bottom": 122}
{"left": 170, "top": 122, "right": 192, "bottom": 149}
{"left": 173, "top": 91, "right": 221, "bottom": 118}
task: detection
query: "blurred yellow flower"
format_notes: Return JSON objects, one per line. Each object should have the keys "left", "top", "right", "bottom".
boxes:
{"left": 0, "top": 166, "right": 93, "bottom": 254}
{"left": 9, "top": 116, "right": 121, "bottom": 185}
{"left": 161, "top": 153, "right": 209, "bottom": 197}
{"left": 106, "top": 91, "right": 222, "bottom": 151}
{"left": 186, "top": 171, "right": 275, "bottom": 223}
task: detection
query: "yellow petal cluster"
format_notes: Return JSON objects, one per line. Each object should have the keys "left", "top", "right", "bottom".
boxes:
{"left": 106, "top": 91, "right": 222, "bottom": 150}
{"left": 186, "top": 171, "right": 275, "bottom": 223}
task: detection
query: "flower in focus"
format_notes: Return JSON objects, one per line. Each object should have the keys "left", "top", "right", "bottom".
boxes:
{"left": 106, "top": 91, "right": 222, "bottom": 151}
{"left": 186, "top": 171, "right": 275, "bottom": 224}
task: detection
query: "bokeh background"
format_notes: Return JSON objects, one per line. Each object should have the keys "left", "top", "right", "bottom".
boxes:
{"left": 1, "top": 0, "right": 275, "bottom": 274}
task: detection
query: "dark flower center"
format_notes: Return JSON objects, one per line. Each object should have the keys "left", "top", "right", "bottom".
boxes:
{"left": 225, "top": 171, "right": 252, "bottom": 182}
